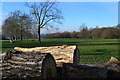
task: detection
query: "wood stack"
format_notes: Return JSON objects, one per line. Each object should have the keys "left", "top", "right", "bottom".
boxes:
{"left": 1, "top": 49, "right": 57, "bottom": 80}
{"left": 14, "top": 45, "right": 80, "bottom": 66}
{"left": 0, "top": 47, "right": 120, "bottom": 79}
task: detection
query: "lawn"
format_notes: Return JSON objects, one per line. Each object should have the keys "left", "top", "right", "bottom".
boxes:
{"left": 1, "top": 38, "right": 120, "bottom": 64}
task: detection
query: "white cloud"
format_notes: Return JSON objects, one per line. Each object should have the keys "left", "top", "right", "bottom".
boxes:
{"left": 1, "top": 0, "right": 119, "bottom": 2}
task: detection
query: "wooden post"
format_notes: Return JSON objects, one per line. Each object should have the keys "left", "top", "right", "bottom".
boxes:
{"left": 2, "top": 49, "right": 57, "bottom": 80}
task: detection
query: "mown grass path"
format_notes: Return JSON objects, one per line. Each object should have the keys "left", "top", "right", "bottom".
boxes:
{"left": 1, "top": 38, "right": 120, "bottom": 64}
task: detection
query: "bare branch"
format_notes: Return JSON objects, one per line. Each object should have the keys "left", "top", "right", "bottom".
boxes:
{"left": 40, "top": 2, "right": 55, "bottom": 26}
{"left": 25, "top": 0, "right": 63, "bottom": 42}
{"left": 41, "top": 17, "right": 58, "bottom": 28}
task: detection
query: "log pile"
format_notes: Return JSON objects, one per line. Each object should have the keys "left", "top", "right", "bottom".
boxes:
{"left": 1, "top": 50, "right": 57, "bottom": 80}
{"left": 0, "top": 52, "right": 3, "bottom": 80}
{"left": 0, "top": 45, "right": 120, "bottom": 79}
{"left": 14, "top": 45, "right": 80, "bottom": 66}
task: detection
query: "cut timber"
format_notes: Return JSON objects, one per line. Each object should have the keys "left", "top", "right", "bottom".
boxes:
{"left": 2, "top": 49, "right": 57, "bottom": 79}
{"left": 62, "top": 63, "right": 108, "bottom": 79}
{"left": 14, "top": 45, "right": 80, "bottom": 66}
{"left": 109, "top": 57, "right": 120, "bottom": 63}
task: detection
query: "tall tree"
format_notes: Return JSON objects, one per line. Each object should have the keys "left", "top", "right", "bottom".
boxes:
{"left": 2, "top": 10, "right": 33, "bottom": 40}
{"left": 25, "top": 0, "right": 63, "bottom": 42}
{"left": 116, "top": 24, "right": 120, "bottom": 38}
{"left": 79, "top": 24, "right": 89, "bottom": 38}
{"left": 19, "top": 13, "right": 33, "bottom": 40}
{"left": 2, "top": 15, "right": 20, "bottom": 40}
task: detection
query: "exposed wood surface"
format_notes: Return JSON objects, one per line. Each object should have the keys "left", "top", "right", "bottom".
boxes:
{"left": 14, "top": 45, "right": 80, "bottom": 66}
{"left": 1, "top": 50, "right": 57, "bottom": 79}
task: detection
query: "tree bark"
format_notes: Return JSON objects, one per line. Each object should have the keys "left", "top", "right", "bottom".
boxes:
{"left": 20, "top": 26, "right": 23, "bottom": 41}
{"left": 2, "top": 49, "right": 58, "bottom": 79}
{"left": 20, "top": 34, "right": 23, "bottom": 41}
{"left": 15, "top": 30, "right": 17, "bottom": 40}
{"left": 38, "top": 26, "right": 41, "bottom": 42}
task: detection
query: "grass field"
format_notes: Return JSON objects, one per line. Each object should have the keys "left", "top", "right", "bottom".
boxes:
{"left": 1, "top": 38, "right": 120, "bottom": 64}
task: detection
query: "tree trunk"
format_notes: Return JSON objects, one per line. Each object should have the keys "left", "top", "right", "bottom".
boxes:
{"left": 20, "top": 34, "right": 23, "bottom": 41}
{"left": 2, "top": 49, "right": 58, "bottom": 79}
{"left": 38, "top": 26, "right": 41, "bottom": 42}
{"left": 15, "top": 30, "right": 17, "bottom": 40}
{"left": 20, "top": 26, "right": 23, "bottom": 41}
{"left": 15, "top": 37, "right": 17, "bottom": 40}
{"left": 10, "top": 36, "right": 12, "bottom": 40}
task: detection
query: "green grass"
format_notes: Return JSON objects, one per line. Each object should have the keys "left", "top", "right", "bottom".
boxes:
{"left": 1, "top": 38, "right": 120, "bottom": 64}
{"left": 79, "top": 45, "right": 119, "bottom": 64}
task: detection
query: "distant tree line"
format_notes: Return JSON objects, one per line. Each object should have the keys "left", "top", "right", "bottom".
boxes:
{"left": 45, "top": 26, "right": 120, "bottom": 39}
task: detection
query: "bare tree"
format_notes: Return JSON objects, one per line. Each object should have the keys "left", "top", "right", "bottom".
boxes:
{"left": 25, "top": 0, "right": 63, "bottom": 42}
{"left": 2, "top": 10, "right": 33, "bottom": 41}
{"left": 79, "top": 24, "right": 89, "bottom": 38}
{"left": 2, "top": 15, "right": 20, "bottom": 40}
{"left": 19, "top": 14, "right": 33, "bottom": 40}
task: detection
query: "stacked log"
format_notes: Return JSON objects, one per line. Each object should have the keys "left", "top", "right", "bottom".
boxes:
{"left": 14, "top": 45, "right": 80, "bottom": 66}
{"left": 62, "top": 57, "right": 120, "bottom": 79}
{"left": 1, "top": 45, "right": 119, "bottom": 79}
{"left": 0, "top": 52, "right": 3, "bottom": 80}
{"left": 62, "top": 63, "right": 108, "bottom": 80}
{"left": 1, "top": 49, "right": 57, "bottom": 80}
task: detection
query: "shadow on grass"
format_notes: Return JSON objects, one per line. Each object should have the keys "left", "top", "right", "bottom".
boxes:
{"left": 81, "top": 49, "right": 110, "bottom": 55}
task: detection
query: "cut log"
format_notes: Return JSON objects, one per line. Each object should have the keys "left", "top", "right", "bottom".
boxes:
{"left": 1, "top": 49, "right": 57, "bottom": 80}
{"left": 107, "top": 57, "right": 120, "bottom": 64}
{"left": 14, "top": 45, "right": 80, "bottom": 66}
{"left": 0, "top": 52, "right": 3, "bottom": 80}
{"left": 62, "top": 63, "right": 108, "bottom": 79}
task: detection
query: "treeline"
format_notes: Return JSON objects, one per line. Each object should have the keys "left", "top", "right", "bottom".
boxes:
{"left": 2, "top": 10, "right": 120, "bottom": 40}
{"left": 45, "top": 27, "right": 120, "bottom": 39}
